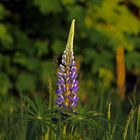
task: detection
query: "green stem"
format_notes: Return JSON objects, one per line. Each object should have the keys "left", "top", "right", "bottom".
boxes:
{"left": 63, "top": 125, "right": 67, "bottom": 137}
{"left": 48, "top": 78, "right": 53, "bottom": 110}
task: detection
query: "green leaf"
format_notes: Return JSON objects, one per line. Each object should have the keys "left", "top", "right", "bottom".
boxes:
{"left": 0, "top": 73, "right": 11, "bottom": 95}
{"left": 52, "top": 40, "right": 65, "bottom": 55}
{"left": 61, "top": 0, "right": 75, "bottom": 5}
{"left": 13, "top": 53, "right": 40, "bottom": 71}
{"left": 68, "top": 6, "right": 84, "bottom": 27}
{"left": 16, "top": 72, "right": 36, "bottom": 92}
{"left": 14, "top": 30, "right": 33, "bottom": 55}
{"left": 92, "top": 51, "right": 114, "bottom": 73}
{"left": 40, "top": 61, "right": 54, "bottom": 83}
{"left": 34, "top": 40, "right": 49, "bottom": 57}
{"left": 0, "top": 4, "right": 5, "bottom": 20}
{"left": 33, "top": 0, "right": 61, "bottom": 14}
{"left": 0, "top": 24, "right": 13, "bottom": 47}
{"left": 131, "top": 0, "right": 140, "bottom": 8}
{"left": 126, "top": 52, "right": 140, "bottom": 70}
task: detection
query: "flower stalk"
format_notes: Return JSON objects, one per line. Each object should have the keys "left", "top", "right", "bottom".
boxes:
{"left": 56, "top": 19, "right": 79, "bottom": 111}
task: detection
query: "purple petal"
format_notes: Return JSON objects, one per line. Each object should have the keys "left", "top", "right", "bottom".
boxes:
{"left": 56, "top": 99, "right": 59, "bottom": 104}
{"left": 70, "top": 60, "right": 76, "bottom": 67}
{"left": 71, "top": 72, "right": 78, "bottom": 80}
{"left": 62, "top": 59, "right": 66, "bottom": 65}
{"left": 71, "top": 102, "right": 77, "bottom": 107}
{"left": 74, "top": 80, "right": 78, "bottom": 85}
{"left": 62, "top": 54, "right": 66, "bottom": 60}
{"left": 70, "top": 55, "right": 74, "bottom": 61}
{"left": 72, "top": 80, "right": 78, "bottom": 87}
{"left": 73, "top": 73, "right": 78, "bottom": 79}
{"left": 56, "top": 88, "right": 63, "bottom": 94}
{"left": 72, "top": 95, "right": 79, "bottom": 102}
{"left": 71, "top": 85, "right": 78, "bottom": 93}
{"left": 71, "top": 67, "right": 76, "bottom": 72}
{"left": 60, "top": 64, "right": 65, "bottom": 72}
{"left": 63, "top": 73, "right": 67, "bottom": 79}
{"left": 68, "top": 93, "right": 71, "bottom": 99}
{"left": 57, "top": 81, "right": 62, "bottom": 87}
{"left": 62, "top": 85, "right": 66, "bottom": 91}
{"left": 58, "top": 95, "right": 64, "bottom": 101}
{"left": 58, "top": 78, "right": 64, "bottom": 84}
{"left": 64, "top": 104, "right": 68, "bottom": 109}
{"left": 60, "top": 64, "right": 65, "bottom": 69}
{"left": 58, "top": 104, "right": 63, "bottom": 108}
{"left": 56, "top": 99, "right": 62, "bottom": 104}
{"left": 58, "top": 72, "right": 63, "bottom": 78}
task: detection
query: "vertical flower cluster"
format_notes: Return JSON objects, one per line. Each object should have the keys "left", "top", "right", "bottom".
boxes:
{"left": 56, "top": 19, "right": 79, "bottom": 111}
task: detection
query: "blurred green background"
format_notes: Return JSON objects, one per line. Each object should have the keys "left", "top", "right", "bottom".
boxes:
{"left": 0, "top": 0, "right": 140, "bottom": 107}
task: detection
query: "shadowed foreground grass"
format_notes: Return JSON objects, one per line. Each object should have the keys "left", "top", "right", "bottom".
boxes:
{"left": 0, "top": 87, "right": 140, "bottom": 140}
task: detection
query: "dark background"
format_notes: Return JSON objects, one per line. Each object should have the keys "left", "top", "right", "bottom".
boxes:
{"left": 0, "top": 0, "right": 140, "bottom": 107}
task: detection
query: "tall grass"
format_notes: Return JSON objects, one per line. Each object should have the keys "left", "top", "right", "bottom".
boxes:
{"left": 0, "top": 84, "right": 140, "bottom": 140}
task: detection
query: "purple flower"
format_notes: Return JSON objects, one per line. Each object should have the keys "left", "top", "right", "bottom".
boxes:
{"left": 56, "top": 19, "right": 79, "bottom": 111}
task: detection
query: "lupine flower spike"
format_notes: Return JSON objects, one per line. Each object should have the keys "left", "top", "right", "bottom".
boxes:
{"left": 56, "top": 19, "right": 79, "bottom": 112}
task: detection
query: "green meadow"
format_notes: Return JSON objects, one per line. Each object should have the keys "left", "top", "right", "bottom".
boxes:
{"left": 0, "top": 0, "right": 140, "bottom": 140}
